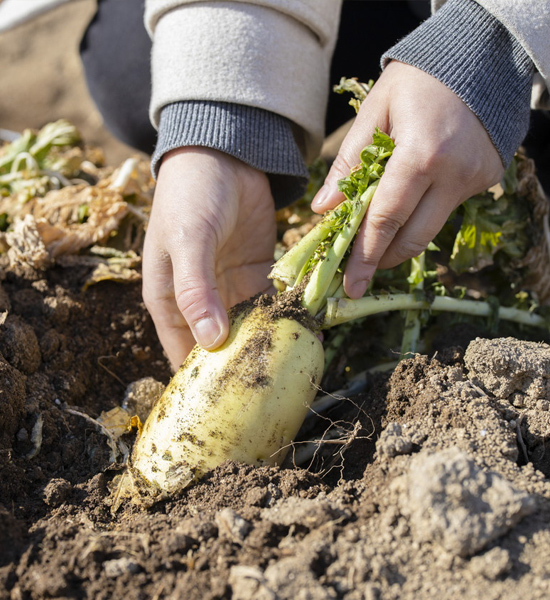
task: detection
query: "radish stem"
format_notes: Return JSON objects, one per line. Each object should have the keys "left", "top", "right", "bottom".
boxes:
{"left": 323, "top": 293, "right": 548, "bottom": 330}
{"left": 400, "top": 252, "right": 426, "bottom": 357}
{"left": 301, "top": 182, "right": 379, "bottom": 316}
{"left": 269, "top": 129, "right": 395, "bottom": 319}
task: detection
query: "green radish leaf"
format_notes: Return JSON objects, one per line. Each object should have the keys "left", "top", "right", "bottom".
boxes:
{"left": 449, "top": 190, "right": 529, "bottom": 274}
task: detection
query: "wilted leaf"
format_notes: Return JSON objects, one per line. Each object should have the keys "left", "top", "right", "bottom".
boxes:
{"left": 97, "top": 406, "right": 142, "bottom": 441}
{"left": 337, "top": 129, "right": 395, "bottom": 202}
{"left": 31, "top": 185, "right": 129, "bottom": 256}
{"left": 450, "top": 190, "right": 529, "bottom": 274}
{"left": 333, "top": 77, "right": 373, "bottom": 112}
{"left": 5, "top": 214, "right": 50, "bottom": 269}
{"left": 82, "top": 255, "right": 141, "bottom": 290}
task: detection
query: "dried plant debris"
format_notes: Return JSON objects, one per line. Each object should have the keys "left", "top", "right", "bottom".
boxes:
{"left": 0, "top": 122, "right": 153, "bottom": 277}
{"left": 5, "top": 213, "right": 51, "bottom": 269}
{"left": 514, "top": 152, "right": 550, "bottom": 303}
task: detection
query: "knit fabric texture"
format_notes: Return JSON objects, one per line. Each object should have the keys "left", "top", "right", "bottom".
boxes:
{"left": 383, "top": 0, "right": 534, "bottom": 166}
{"left": 154, "top": 0, "right": 536, "bottom": 208}
{"left": 152, "top": 101, "right": 309, "bottom": 209}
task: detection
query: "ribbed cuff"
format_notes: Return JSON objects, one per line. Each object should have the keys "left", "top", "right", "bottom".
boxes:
{"left": 381, "top": 0, "right": 534, "bottom": 166}
{"left": 152, "top": 101, "right": 309, "bottom": 209}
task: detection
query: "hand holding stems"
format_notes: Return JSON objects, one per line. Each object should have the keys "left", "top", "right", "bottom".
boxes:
{"left": 144, "top": 61, "right": 505, "bottom": 368}
{"left": 142, "top": 147, "right": 276, "bottom": 370}
{"left": 312, "top": 60, "right": 505, "bottom": 298}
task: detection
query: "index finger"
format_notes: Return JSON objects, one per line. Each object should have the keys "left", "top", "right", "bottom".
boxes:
{"left": 343, "top": 148, "right": 432, "bottom": 298}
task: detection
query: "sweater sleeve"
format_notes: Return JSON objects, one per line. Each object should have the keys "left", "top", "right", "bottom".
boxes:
{"left": 153, "top": 101, "right": 309, "bottom": 209}
{"left": 145, "top": 0, "right": 343, "bottom": 163}
{"left": 432, "top": 0, "right": 550, "bottom": 108}
{"left": 382, "top": 0, "right": 534, "bottom": 166}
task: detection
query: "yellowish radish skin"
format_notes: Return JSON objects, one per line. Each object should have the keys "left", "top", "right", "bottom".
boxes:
{"left": 113, "top": 133, "right": 395, "bottom": 509}
{"left": 125, "top": 306, "right": 324, "bottom": 502}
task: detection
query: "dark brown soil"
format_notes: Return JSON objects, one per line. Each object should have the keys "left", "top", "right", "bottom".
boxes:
{"left": 236, "top": 285, "right": 318, "bottom": 331}
{"left": 1, "top": 261, "right": 550, "bottom": 599}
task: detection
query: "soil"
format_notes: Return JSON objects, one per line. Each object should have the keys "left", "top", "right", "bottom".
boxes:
{"left": 1, "top": 261, "right": 550, "bottom": 599}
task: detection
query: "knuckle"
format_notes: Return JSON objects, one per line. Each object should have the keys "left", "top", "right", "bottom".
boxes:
{"left": 367, "top": 211, "right": 406, "bottom": 240}
{"left": 392, "top": 239, "right": 428, "bottom": 263}
{"left": 330, "top": 153, "right": 356, "bottom": 179}
{"left": 141, "top": 252, "right": 173, "bottom": 314}
{"left": 396, "top": 145, "right": 444, "bottom": 180}
{"left": 453, "top": 159, "right": 482, "bottom": 185}
{"left": 412, "top": 153, "right": 440, "bottom": 179}
{"left": 142, "top": 281, "right": 171, "bottom": 317}
{"left": 351, "top": 250, "right": 378, "bottom": 271}
{"left": 174, "top": 279, "right": 209, "bottom": 319}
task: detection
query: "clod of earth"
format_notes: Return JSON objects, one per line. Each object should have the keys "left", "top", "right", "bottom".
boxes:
{"left": 397, "top": 446, "right": 535, "bottom": 557}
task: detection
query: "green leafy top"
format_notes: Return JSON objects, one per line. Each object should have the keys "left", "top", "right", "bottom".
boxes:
{"left": 270, "top": 129, "right": 395, "bottom": 318}
{"left": 0, "top": 120, "right": 82, "bottom": 202}
{"left": 337, "top": 128, "right": 395, "bottom": 202}
{"left": 332, "top": 77, "right": 373, "bottom": 113}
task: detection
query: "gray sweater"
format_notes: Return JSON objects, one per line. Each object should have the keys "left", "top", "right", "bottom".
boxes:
{"left": 152, "top": 0, "right": 534, "bottom": 209}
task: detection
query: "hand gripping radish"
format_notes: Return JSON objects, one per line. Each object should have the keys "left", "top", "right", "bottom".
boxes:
{"left": 114, "top": 130, "right": 394, "bottom": 507}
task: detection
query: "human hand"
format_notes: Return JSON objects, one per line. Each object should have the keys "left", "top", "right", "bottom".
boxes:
{"left": 143, "top": 147, "right": 276, "bottom": 369}
{"left": 312, "top": 61, "right": 505, "bottom": 298}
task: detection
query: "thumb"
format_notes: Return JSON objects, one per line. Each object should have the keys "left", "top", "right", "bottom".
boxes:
{"left": 171, "top": 240, "right": 230, "bottom": 352}
{"left": 312, "top": 107, "right": 387, "bottom": 214}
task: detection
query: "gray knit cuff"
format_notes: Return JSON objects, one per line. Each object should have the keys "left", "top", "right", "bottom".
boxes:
{"left": 381, "top": 0, "right": 534, "bottom": 166}
{"left": 152, "top": 101, "right": 309, "bottom": 209}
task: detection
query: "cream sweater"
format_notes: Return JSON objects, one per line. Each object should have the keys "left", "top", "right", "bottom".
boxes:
{"left": 145, "top": 0, "right": 342, "bottom": 161}
{"left": 146, "top": 0, "right": 550, "bottom": 161}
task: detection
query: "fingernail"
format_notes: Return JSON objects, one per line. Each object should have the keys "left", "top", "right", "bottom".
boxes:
{"left": 348, "top": 280, "right": 369, "bottom": 299}
{"left": 311, "top": 184, "right": 329, "bottom": 210}
{"left": 193, "top": 317, "right": 223, "bottom": 349}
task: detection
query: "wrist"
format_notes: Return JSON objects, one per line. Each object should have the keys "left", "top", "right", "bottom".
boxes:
{"left": 153, "top": 101, "right": 309, "bottom": 208}
{"left": 381, "top": 0, "right": 534, "bottom": 166}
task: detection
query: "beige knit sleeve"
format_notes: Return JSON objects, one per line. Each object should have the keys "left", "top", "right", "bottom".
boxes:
{"left": 145, "top": 0, "right": 343, "bottom": 162}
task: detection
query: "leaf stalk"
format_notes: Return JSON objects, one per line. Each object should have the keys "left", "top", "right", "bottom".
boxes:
{"left": 323, "top": 293, "right": 548, "bottom": 330}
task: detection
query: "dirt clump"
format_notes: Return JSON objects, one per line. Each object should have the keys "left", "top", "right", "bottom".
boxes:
{"left": 396, "top": 446, "right": 535, "bottom": 557}
{"left": 0, "top": 356, "right": 26, "bottom": 450}
{"left": 122, "top": 377, "right": 165, "bottom": 423}
{"left": 464, "top": 336, "right": 550, "bottom": 406}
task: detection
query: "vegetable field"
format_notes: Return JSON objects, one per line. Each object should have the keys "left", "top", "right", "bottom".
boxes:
{"left": 1, "top": 121, "right": 550, "bottom": 600}
{"left": 2, "top": 7, "right": 550, "bottom": 599}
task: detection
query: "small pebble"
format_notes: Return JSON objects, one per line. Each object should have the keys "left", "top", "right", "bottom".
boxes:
{"left": 103, "top": 557, "right": 140, "bottom": 578}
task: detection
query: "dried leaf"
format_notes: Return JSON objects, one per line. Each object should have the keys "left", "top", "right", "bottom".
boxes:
{"left": 82, "top": 254, "right": 141, "bottom": 290}
{"left": 515, "top": 153, "right": 550, "bottom": 303}
{"left": 5, "top": 214, "right": 50, "bottom": 269}
{"left": 32, "top": 185, "right": 129, "bottom": 257}
{"left": 97, "top": 406, "right": 137, "bottom": 441}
